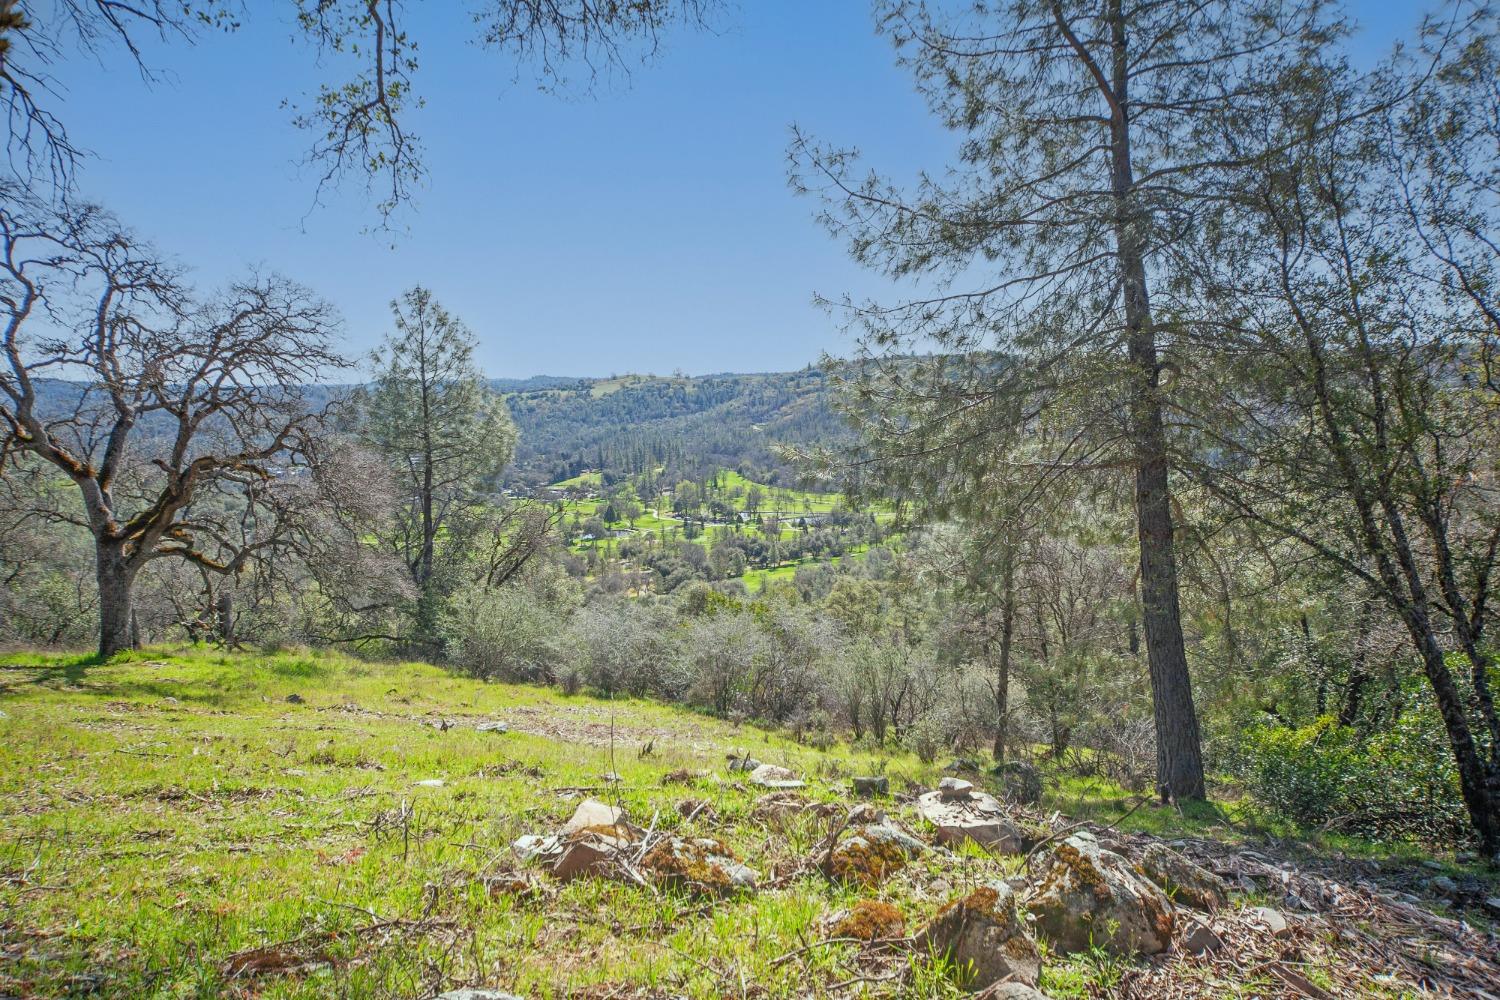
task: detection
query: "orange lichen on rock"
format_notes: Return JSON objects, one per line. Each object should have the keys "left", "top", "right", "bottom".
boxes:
{"left": 831, "top": 899, "right": 906, "bottom": 941}
{"left": 828, "top": 838, "right": 908, "bottom": 887}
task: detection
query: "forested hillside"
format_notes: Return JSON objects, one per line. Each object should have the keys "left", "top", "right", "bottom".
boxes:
{"left": 500, "top": 369, "right": 843, "bottom": 487}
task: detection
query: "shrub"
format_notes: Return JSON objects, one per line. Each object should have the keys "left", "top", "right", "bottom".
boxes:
{"left": 1236, "top": 704, "right": 1469, "bottom": 847}
{"left": 442, "top": 585, "right": 563, "bottom": 681}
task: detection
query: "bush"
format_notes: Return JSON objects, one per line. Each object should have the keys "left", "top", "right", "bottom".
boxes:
{"left": 442, "top": 585, "right": 564, "bottom": 681}
{"left": 1235, "top": 705, "right": 1470, "bottom": 846}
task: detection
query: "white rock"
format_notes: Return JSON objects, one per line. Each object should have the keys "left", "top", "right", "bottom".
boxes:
{"left": 937, "top": 776, "right": 974, "bottom": 800}
{"left": 916, "top": 787, "right": 1023, "bottom": 853}
{"left": 748, "top": 764, "right": 805, "bottom": 789}
{"left": 563, "top": 797, "right": 626, "bottom": 833}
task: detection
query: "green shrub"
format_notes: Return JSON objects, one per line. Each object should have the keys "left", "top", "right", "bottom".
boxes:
{"left": 1236, "top": 704, "right": 1469, "bottom": 847}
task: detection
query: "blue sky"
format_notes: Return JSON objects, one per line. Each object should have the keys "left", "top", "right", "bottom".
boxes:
{"left": 54, "top": 1, "right": 1433, "bottom": 379}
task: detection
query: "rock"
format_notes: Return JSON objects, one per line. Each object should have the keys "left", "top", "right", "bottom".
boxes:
{"left": 1421, "top": 859, "right": 1445, "bottom": 871}
{"left": 992, "top": 760, "right": 1043, "bottom": 806}
{"left": 552, "top": 827, "right": 633, "bottom": 882}
{"left": 414, "top": 778, "right": 446, "bottom": 788}
{"left": 1245, "top": 905, "right": 1290, "bottom": 937}
{"left": 914, "top": 882, "right": 1041, "bottom": 990}
{"left": 1135, "top": 842, "right": 1229, "bottom": 911}
{"left": 1180, "top": 918, "right": 1223, "bottom": 955}
{"left": 563, "top": 798, "right": 627, "bottom": 834}
{"left": 1427, "top": 875, "right": 1459, "bottom": 897}
{"left": 974, "top": 985, "right": 1050, "bottom": 1000}
{"left": 726, "top": 755, "right": 764, "bottom": 772}
{"left": 475, "top": 721, "right": 508, "bottom": 734}
{"left": 641, "top": 836, "right": 756, "bottom": 894}
{"left": 824, "top": 822, "right": 925, "bottom": 886}
{"left": 852, "top": 775, "right": 889, "bottom": 797}
{"left": 511, "top": 834, "right": 563, "bottom": 862}
{"left": 436, "top": 991, "right": 524, "bottom": 1000}
{"left": 829, "top": 899, "right": 906, "bottom": 941}
{"left": 749, "top": 763, "right": 804, "bottom": 789}
{"left": 916, "top": 787, "right": 1024, "bottom": 853}
{"left": 600, "top": 771, "right": 623, "bottom": 783}
{"left": 1027, "top": 832, "right": 1175, "bottom": 955}
{"left": 285, "top": 694, "right": 303, "bottom": 704}
{"left": 938, "top": 777, "right": 975, "bottom": 800}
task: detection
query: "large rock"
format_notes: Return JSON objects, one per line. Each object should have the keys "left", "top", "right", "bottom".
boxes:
{"left": 824, "top": 822, "right": 925, "bottom": 886}
{"left": 641, "top": 836, "right": 756, "bottom": 894}
{"left": 748, "top": 763, "right": 805, "bottom": 789}
{"left": 913, "top": 882, "right": 1041, "bottom": 990}
{"left": 1135, "top": 842, "right": 1228, "bottom": 912}
{"left": 552, "top": 827, "right": 634, "bottom": 881}
{"left": 1027, "top": 831, "right": 1174, "bottom": 955}
{"left": 938, "top": 777, "right": 975, "bottom": 800}
{"left": 916, "top": 785, "right": 1024, "bottom": 854}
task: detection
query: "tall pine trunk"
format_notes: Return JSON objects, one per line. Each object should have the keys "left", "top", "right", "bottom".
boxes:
{"left": 96, "top": 543, "right": 138, "bottom": 659}
{"left": 1107, "top": 2, "right": 1205, "bottom": 800}
{"left": 992, "top": 548, "right": 1016, "bottom": 763}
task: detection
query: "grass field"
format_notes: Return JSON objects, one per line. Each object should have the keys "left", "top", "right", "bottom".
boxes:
{"left": 5, "top": 646, "right": 1456, "bottom": 999}
{"left": 0, "top": 647, "right": 968, "bottom": 999}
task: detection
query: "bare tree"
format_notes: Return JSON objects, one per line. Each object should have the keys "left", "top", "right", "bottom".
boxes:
{"left": 0, "top": 0, "right": 718, "bottom": 222}
{"left": 0, "top": 186, "right": 347, "bottom": 656}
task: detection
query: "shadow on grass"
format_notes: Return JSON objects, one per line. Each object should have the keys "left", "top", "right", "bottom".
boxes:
{"left": 0, "top": 649, "right": 230, "bottom": 706}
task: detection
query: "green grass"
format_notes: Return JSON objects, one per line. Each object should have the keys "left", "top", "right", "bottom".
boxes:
{"left": 5, "top": 647, "right": 1455, "bottom": 998}
{"left": 0, "top": 645, "right": 981, "bottom": 999}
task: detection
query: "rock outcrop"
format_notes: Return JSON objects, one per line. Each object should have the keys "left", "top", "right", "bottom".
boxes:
{"left": 914, "top": 882, "right": 1042, "bottom": 990}
{"left": 916, "top": 781, "right": 1024, "bottom": 854}
{"left": 1135, "top": 842, "right": 1228, "bottom": 912}
{"left": 824, "top": 822, "right": 926, "bottom": 886}
{"left": 1027, "top": 831, "right": 1174, "bottom": 955}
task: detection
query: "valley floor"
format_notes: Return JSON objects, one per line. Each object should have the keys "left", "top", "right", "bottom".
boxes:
{"left": 0, "top": 647, "right": 1495, "bottom": 999}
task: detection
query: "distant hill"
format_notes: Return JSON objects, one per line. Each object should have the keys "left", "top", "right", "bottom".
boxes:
{"left": 20, "top": 367, "right": 850, "bottom": 489}
{"left": 497, "top": 369, "right": 845, "bottom": 488}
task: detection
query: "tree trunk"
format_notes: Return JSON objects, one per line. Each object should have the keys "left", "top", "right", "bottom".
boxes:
{"left": 96, "top": 544, "right": 138, "bottom": 658}
{"left": 1401, "top": 606, "right": 1500, "bottom": 857}
{"left": 216, "top": 591, "right": 234, "bottom": 646}
{"left": 1107, "top": 3, "right": 1206, "bottom": 801}
{"left": 993, "top": 552, "right": 1016, "bottom": 763}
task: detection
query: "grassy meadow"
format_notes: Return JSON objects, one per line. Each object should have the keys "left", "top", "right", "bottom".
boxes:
{"left": 0, "top": 646, "right": 1461, "bottom": 999}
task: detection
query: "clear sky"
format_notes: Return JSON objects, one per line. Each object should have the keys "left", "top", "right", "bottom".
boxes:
{"left": 53, "top": 1, "right": 1434, "bottom": 379}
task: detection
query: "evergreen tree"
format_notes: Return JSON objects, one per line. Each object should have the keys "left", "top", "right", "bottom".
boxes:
{"left": 359, "top": 287, "right": 517, "bottom": 641}
{"left": 793, "top": 0, "right": 1345, "bottom": 799}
